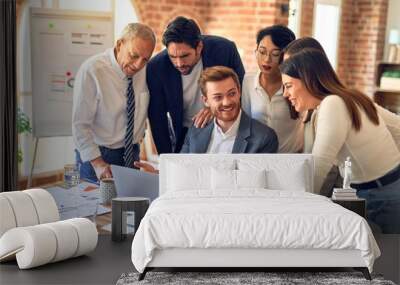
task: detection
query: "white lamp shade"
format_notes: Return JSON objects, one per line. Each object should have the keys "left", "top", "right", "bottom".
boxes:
{"left": 389, "top": 29, "right": 399, "bottom": 44}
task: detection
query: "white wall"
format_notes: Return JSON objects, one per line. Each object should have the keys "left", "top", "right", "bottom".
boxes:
{"left": 19, "top": 0, "right": 138, "bottom": 176}
{"left": 114, "top": 0, "right": 139, "bottom": 39}
{"left": 384, "top": 0, "right": 400, "bottom": 61}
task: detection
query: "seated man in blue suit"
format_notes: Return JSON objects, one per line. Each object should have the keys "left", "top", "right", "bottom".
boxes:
{"left": 135, "top": 66, "right": 278, "bottom": 172}
{"left": 146, "top": 16, "right": 245, "bottom": 154}
{"left": 180, "top": 66, "right": 278, "bottom": 154}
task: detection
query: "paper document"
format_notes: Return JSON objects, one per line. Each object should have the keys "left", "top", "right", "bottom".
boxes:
{"left": 46, "top": 182, "right": 110, "bottom": 220}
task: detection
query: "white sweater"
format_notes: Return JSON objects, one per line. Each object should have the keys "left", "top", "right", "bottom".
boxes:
{"left": 312, "top": 95, "right": 400, "bottom": 193}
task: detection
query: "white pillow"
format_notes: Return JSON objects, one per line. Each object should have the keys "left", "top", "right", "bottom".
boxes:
{"left": 267, "top": 162, "right": 308, "bottom": 191}
{"left": 211, "top": 168, "right": 236, "bottom": 190}
{"left": 167, "top": 160, "right": 236, "bottom": 192}
{"left": 167, "top": 162, "right": 209, "bottom": 191}
{"left": 236, "top": 169, "right": 267, "bottom": 189}
{"left": 211, "top": 169, "right": 267, "bottom": 191}
{"left": 237, "top": 159, "right": 309, "bottom": 192}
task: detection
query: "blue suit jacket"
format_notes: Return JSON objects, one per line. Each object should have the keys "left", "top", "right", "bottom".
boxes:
{"left": 180, "top": 111, "right": 278, "bottom": 154}
{"left": 146, "top": 35, "right": 245, "bottom": 154}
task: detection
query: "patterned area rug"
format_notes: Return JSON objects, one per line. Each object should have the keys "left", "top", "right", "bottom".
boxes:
{"left": 116, "top": 271, "right": 396, "bottom": 285}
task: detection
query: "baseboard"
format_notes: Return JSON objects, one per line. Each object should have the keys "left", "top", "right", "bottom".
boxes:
{"left": 18, "top": 170, "right": 64, "bottom": 189}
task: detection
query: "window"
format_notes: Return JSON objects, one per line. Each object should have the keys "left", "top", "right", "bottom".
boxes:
{"left": 288, "top": 0, "right": 302, "bottom": 38}
{"left": 313, "top": 0, "right": 341, "bottom": 69}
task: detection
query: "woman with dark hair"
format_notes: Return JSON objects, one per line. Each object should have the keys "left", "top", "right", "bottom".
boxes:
{"left": 241, "top": 25, "right": 303, "bottom": 153}
{"left": 282, "top": 37, "right": 341, "bottom": 198}
{"left": 283, "top": 37, "right": 400, "bottom": 196}
{"left": 282, "top": 37, "right": 327, "bottom": 154}
{"left": 283, "top": 36, "right": 326, "bottom": 61}
{"left": 280, "top": 48, "right": 400, "bottom": 234}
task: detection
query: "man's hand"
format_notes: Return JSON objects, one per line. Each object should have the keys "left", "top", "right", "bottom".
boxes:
{"left": 90, "top": 156, "right": 112, "bottom": 179}
{"left": 134, "top": 161, "right": 159, "bottom": 174}
{"left": 192, "top": 107, "right": 213, "bottom": 128}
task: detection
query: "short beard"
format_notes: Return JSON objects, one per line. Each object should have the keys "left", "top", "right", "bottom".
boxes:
{"left": 182, "top": 52, "right": 201, "bottom": 75}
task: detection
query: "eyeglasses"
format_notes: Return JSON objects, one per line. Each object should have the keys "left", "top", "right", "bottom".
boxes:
{"left": 255, "top": 48, "right": 281, "bottom": 61}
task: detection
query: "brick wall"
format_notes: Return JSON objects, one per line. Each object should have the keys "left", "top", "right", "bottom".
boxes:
{"left": 300, "top": 0, "right": 388, "bottom": 96}
{"left": 338, "top": 0, "right": 388, "bottom": 96}
{"left": 133, "top": 0, "right": 289, "bottom": 72}
{"left": 15, "top": 0, "right": 390, "bottom": 96}
{"left": 299, "top": 0, "right": 314, "bottom": 37}
{"left": 336, "top": 0, "right": 353, "bottom": 84}
{"left": 133, "top": 0, "right": 388, "bottom": 95}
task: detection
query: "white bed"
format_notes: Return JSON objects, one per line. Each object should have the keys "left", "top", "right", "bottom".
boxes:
{"left": 131, "top": 154, "right": 380, "bottom": 280}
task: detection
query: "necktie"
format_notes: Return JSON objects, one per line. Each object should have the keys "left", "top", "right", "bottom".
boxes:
{"left": 124, "top": 77, "right": 135, "bottom": 167}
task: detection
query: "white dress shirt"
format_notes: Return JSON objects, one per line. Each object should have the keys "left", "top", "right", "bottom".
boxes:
{"left": 207, "top": 111, "right": 242, "bottom": 154}
{"left": 313, "top": 95, "right": 400, "bottom": 193}
{"left": 181, "top": 59, "right": 204, "bottom": 128}
{"left": 72, "top": 48, "right": 149, "bottom": 162}
{"left": 241, "top": 71, "right": 303, "bottom": 153}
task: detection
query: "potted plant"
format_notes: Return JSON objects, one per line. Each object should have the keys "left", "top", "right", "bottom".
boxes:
{"left": 17, "top": 107, "right": 32, "bottom": 163}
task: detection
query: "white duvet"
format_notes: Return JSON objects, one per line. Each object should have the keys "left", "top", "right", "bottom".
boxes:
{"left": 131, "top": 190, "right": 380, "bottom": 273}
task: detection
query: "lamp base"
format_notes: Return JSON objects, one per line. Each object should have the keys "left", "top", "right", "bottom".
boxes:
{"left": 388, "top": 44, "right": 397, "bottom": 63}
{"left": 396, "top": 45, "right": 400, "bottom": 64}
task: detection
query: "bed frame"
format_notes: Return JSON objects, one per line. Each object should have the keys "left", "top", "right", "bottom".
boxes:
{"left": 138, "top": 154, "right": 372, "bottom": 281}
{"left": 139, "top": 248, "right": 371, "bottom": 280}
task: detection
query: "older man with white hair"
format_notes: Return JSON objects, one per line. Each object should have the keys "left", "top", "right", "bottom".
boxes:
{"left": 72, "top": 23, "right": 156, "bottom": 182}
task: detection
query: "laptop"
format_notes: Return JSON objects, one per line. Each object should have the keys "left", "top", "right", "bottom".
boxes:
{"left": 111, "top": 165, "right": 159, "bottom": 202}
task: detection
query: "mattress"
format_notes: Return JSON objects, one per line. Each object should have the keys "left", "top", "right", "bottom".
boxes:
{"left": 131, "top": 190, "right": 380, "bottom": 273}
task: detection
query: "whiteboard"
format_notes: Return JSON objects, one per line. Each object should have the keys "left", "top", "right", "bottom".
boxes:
{"left": 30, "top": 8, "right": 114, "bottom": 137}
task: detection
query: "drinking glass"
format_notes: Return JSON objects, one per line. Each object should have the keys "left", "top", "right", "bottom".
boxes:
{"left": 64, "top": 164, "right": 80, "bottom": 188}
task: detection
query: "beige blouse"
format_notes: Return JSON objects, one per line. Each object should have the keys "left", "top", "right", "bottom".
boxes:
{"left": 311, "top": 95, "right": 400, "bottom": 193}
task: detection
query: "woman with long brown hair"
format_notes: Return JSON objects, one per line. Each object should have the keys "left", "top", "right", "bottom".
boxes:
{"left": 283, "top": 37, "right": 326, "bottom": 61}
{"left": 283, "top": 37, "right": 400, "bottom": 153}
{"left": 282, "top": 38, "right": 342, "bottom": 198}
{"left": 280, "top": 48, "right": 400, "bottom": 234}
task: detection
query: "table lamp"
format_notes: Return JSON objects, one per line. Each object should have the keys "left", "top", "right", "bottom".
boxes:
{"left": 388, "top": 29, "right": 399, "bottom": 63}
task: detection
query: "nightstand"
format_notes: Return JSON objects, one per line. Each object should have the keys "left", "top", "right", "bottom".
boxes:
{"left": 332, "top": 198, "right": 366, "bottom": 218}
{"left": 373, "top": 62, "right": 400, "bottom": 114}
{"left": 111, "top": 197, "right": 150, "bottom": 242}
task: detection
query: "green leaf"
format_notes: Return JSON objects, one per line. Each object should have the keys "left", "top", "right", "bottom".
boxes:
{"left": 17, "top": 107, "right": 32, "bottom": 134}
{"left": 17, "top": 149, "right": 23, "bottom": 163}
